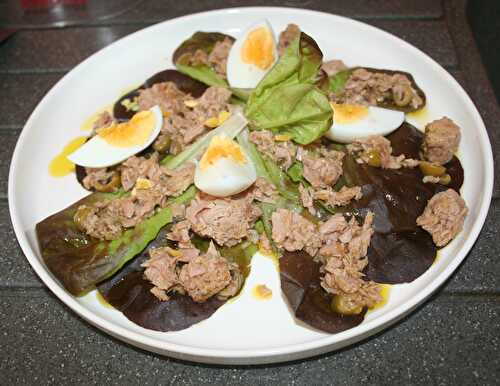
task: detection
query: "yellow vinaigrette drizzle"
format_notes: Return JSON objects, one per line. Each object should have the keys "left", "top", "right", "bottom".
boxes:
{"left": 48, "top": 136, "right": 87, "bottom": 177}
{"left": 368, "top": 284, "right": 391, "bottom": 312}
{"left": 96, "top": 291, "right": 113, "bottom": 309}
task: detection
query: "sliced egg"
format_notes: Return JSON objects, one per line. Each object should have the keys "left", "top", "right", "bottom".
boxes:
{"left": 194, "top": 135, "right": 257, "bottom": 197}
{"left": 68, "top": 106, "right": 162, "bottom": 168}
{"left": 226, "top": 20, "right": 278, "bottom": 89}
{"left": 325, "top": 103, "right": 405, "bottom": 143}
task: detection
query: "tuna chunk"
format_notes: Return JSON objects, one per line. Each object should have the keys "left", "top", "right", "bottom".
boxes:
{"left": 278, "top": 23, "right": 301, "bottom": 56}
{"left": 91, "top": 111, "right": 114, "bottom": 132}
{"left": 314, "top": 186, "right": 363, "bottom": 207}
{"left": 321, "top": 60, "right": 348, "bottom": 77}
{"left": 422, "top": 117, "right": 461, "bottom": 165}
{"left": 253, "top": 177, "right": 278, "bottom": 203}
{"left": 167, "top": 220, "right": 194, "bottom": 249}
{"left": 142, "top": 247, "right": 183, "bottom": 300}
{"left": 249, "top": 130, "right": 297, "bottom": 169}
{"left": 347, "top": 135, "right": 419, "bottom": 169}
{"left": 271, "top": 208, "right": 321, "bottom": 256}
{"left": 319, "top": 212, "right": 381, "bottom": 312}
{"left": 138, "top": 82, "right": 233, "bottom": 154}
{"left": 178, "top": 242, "right": 233, "bottom": 302}
{"left": 120, "top": 153, "right": 163, "bottom": 192}
{"left": 299, "top": 184, "right": 316, "bottom": 215}
{"left": 82, "top": 167, "right": 119, "bottom": 192}
{"left": 299, "top": 147, "right": 344, "bottom": 188}
{"left": 143, "top": 242, "right": 240, "bottom": 303}
{"left": 186, "top": 192, "right": 261, "bottom": 247}
{"left": 208, "top": 37, "right": 233, "bottom": 77}
{"left": 417, "top": 189, "right": 468, "bottom": 247}
{"left": 75, "top": 158, "right": 195, "bottom": 241}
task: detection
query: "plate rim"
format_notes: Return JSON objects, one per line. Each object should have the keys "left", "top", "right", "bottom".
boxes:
{"left": 8, "top": 6, "right": 494, "bottom": 364}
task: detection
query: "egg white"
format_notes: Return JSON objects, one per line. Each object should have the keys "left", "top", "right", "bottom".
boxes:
{"left": 68, "top": 106, "right": 162, "bottom": 168}
{"left": 194, "top": 151, "right": 257, "bottom": 197}
{"left": 326, "top": 105, "right": 405, "bottom": 143}
{"left": 226, "top": 20, "right": 278, "bottom": 89}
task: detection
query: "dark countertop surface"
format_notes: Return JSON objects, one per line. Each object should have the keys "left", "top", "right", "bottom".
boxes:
{"left": 1, "top": 1, "right": 499, "bottom": 384}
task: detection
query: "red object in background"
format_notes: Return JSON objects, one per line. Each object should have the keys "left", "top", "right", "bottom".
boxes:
{"left": 21, "top": 0, "right": 87, "bottom": 11}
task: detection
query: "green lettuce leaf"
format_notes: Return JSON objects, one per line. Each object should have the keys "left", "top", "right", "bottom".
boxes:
{"left": 245, "top": 33, "right": 332, "bottom": 145}
{"left": 36, "top": 186, "right": 196, "bottom": 296}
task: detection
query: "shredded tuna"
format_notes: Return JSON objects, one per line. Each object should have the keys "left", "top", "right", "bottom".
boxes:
{"left": 416, "top": 189, "right": 468, "bottom": 247}
{"left": 278, "top": 23, "right": 301, "bottom": 56}
{"left": 75, "top": 158, "right": 195, "bottom": 240}
{"left": 422, "top": 117, "right": 461, "bottom": 165}
{"left": 318, "top": 212, "right": 381, "bottom": 310}
{"left": 82, "top": 167, "right": 119, "bottom": 192}
{"left": 330, "top": 68, "right": 423, "bottom": 110}
{"left": 347, "top": 135, "right": 419, "bottom": 169}
{"left": 178, "top": 242, "right": 233, "bottom": 302}
{"left": 208, "top": 37, "right": 233, "bottom": 77}
{"left": 253, "top": 177, "right": 278, "bottom": 203}
{"left": 259, "top": 233, "right": 273, "bottom": 255}
{"left": 186, "top": 192, "right": 261, "bottom": 247}
{"left": 249, "top": 130, "right": 297, "bottom": 169}
{"left": 138, "top": 82, "right": 233, "bottom": 154}
{"left": 299, "top": 147, "right": 344, "bottom": 188}
{"left": 143, "top": 242, "right": 242, "bottom": 303}
{"left": 167, "top": 220, "right": 194, "bottom": 249}
{"left": 91, "top": 111, "right": 114, "bottom": 132}
{"left": 120, "top": 153, "right": 163, "bottom": 192}
{"left": 314, "top": 186, "right": 363, "bottom": 207}
{"left": 299, "top": 184, "right": 316, "bottom": 215}
{"left": 321, "top": 60, "right": 348, "bottom": 77}
{"left": 187, "top": 37, "right": 233, "bottom": 79}
{"left": 271, "top": 208, "right": 321, "bottom": 256}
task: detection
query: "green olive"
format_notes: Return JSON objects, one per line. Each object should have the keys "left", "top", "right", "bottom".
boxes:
{"left": 366, "top": 149, "right": 382, "bottom": 167}
{"left": 94, "top": 172, "right": 121, "bottom": 193}
{"left": 419, "top": 161, "right": 446, "bottom": 177}
{"left": 153, "top": 135, "right": 171, "bottom": 153}
{"left": 439, "top": 173, "right": 451, "bottom": 185}
{"left": 74, "top": 206, "right": 93, "bottom": 231}
{"left": 393, "top": 84, "right": 413, "bottom": 107}
{"left": 331, "top": 294, "right": 363, "bottom": 315}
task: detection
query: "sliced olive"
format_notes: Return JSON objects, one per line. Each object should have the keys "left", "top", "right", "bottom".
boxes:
{"left": 153, "top": 134, "right": 171, "bottom": 153}
{"left": 419, "top": 161, "right": 446, "bottom": 177}
{"left": 439, "top": 173, "right": 451, "bottom": 185}
{"left": 392, "top": 84, "right": 413, "bottom": 107}
{"left": 93, "top": 172, "right": 121, "bottom": 193}
{"left": 74, "top": 205, "right": 93, "bottom": 232}
{"left": 331, "top": 294, "right": 363, "bottom": 315}
{"left": 366, "top": 149, "right": 382, "bottom": 167}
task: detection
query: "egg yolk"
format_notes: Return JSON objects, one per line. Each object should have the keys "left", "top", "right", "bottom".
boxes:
{"left": 331, "top": 103, "right": 369, "bottom": 124}
{"left": 241, "top": 27, "right": 275, "bottom": 70}
{"left": 97, "top": 110, "right": 155, "bottom": 148}
{"left": 200, "top": 136, "right": 246, "bottom": 170}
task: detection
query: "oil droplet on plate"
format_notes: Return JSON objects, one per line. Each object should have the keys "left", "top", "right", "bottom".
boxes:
{"left": 252, "top": 284, "right": 272, "bottom": 300}
{"left": 406, "top": 106, "right": 429, "bottom": 129}
{"left": 369, "top": 284, "right": 391, "bottom": 312}
{"left": 96, "top": 291, "right": 114, "bottom": 309}
{"left": 49, "top": 136, "right": 87, "bottom": 177}
{"left": 80, "top": 106, "right": 112, "bottom": 131}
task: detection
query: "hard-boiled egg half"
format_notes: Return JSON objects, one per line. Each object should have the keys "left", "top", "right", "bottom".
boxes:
{"left": 325, "top": 103, "right": 405, "bottom": 143}
{"left": 194, "top": 135, "right": 256, "bottom": 197}
{"left": 226, "top": 20, "right": 278, "bottom": 89}
{"left": 68, "top": 106, "right": 162, "bottom": 168}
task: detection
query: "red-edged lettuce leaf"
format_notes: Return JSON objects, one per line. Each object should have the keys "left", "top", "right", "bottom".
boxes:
{"left": 342, "top": 122, "right": 463, "bottom": 283}
{"left": 280, "top": 250, "right": 366, "bottom": 333}
{"left": 36, "top": 186, "right": 196, "bottom": 296}
{"left": 324, "top": 67, "right": 426, "bottom": 112}
{"left": 97, "top": 232, "right": 256, "bottom": 332}
{"left": 113, "top": 69, "right": 208, "bottom": 121}
{"left": 172, "top": 31, "right": 234, "bottom": 87}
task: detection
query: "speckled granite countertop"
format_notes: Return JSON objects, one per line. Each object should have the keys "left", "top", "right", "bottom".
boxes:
{"left": 1, "top": 1, "right": 499, "bottom": 384}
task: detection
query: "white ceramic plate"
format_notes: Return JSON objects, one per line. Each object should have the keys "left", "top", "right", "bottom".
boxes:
{"left": 8, "top": 7, "right": 493, "bottom": 364}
